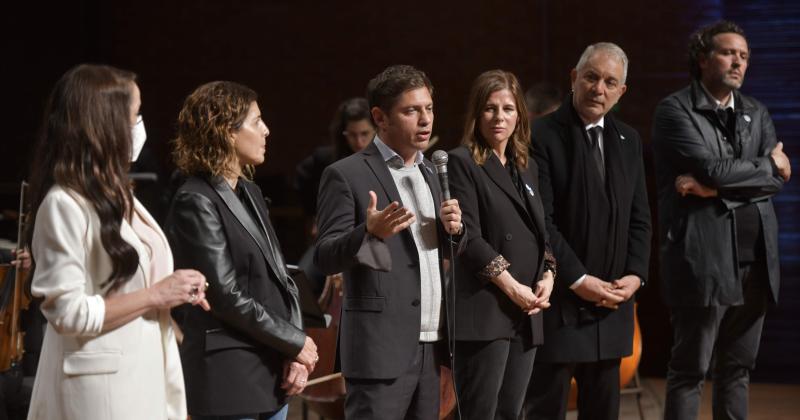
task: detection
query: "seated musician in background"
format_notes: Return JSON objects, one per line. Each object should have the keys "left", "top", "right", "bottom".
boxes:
{"left": 1, "top": 248, "right": 31, "bottom": 420}
{"left": 295, "top": 97, "right": 375, "bottom": 297}
{"left": 525, "top": 81, "right": 562, "bottom": 125}
{"left": 24, "top": 63, "right": 209, "bottom": 420}
{"left": 166, "top": 81, "right": 318, "bottom": 420}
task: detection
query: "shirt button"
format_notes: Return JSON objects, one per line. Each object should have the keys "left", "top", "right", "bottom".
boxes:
{"left": 412, "top": 299, "right": 420, "bottom": 307}
{"left": 505, "top": 233, "right": 513, "bottom": 241}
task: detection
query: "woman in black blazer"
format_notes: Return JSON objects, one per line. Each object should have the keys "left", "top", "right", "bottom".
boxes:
{"left": 165, "top": 81, "right": 318, "bottom": 420}
{"left": 448, "top": 70, "right": 556, "bottom": 419}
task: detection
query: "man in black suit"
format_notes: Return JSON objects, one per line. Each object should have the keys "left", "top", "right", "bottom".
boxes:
{"left": 525, "top": 42, "right": 652, "bottom": 420}
{"left": 654, "top": 21, "right": 791, "bottom": 420}
{"left": 314, "top": 65, "right": 463, "bottom": 419}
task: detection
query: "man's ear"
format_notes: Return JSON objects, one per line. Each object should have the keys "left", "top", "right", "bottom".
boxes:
{"left": 371, "top": 106, "right": 387, "bottom": 129}
{"left": 698, "top": 54, "right": 710, "bottom": 74}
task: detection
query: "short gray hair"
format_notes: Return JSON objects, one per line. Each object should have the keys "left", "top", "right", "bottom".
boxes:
{"left": 575, "top": 42, "right": 629, "bottom": 84}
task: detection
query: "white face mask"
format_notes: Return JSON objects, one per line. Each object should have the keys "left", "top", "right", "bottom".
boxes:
{"left": 131, "top": 115, "right": 147, "bottom": 162}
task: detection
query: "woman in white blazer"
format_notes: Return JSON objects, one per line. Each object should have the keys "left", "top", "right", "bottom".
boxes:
{"left": 24, "top": 64, "right": 210, "bottom": 420}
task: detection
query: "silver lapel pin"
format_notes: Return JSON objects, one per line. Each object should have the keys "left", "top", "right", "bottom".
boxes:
{"left": 525, "top": 183, "right": 535, "bottom": 197}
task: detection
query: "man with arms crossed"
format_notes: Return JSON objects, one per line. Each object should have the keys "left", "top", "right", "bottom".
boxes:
{"left": 654, "top": 20, "right": 791, "bottom": 420}
{"left": 314, "top": 65, "right": 463, "bottom": 419}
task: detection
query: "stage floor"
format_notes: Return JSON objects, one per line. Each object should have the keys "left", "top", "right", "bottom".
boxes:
{"left": 610, "top": 377, "right": 800, "bottom": 420}
{"left": 289, "top": 377, "right": 800, "bottom": 420}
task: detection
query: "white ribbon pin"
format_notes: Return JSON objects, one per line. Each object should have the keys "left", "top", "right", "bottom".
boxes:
{"left": 525, "top": 183, "right": 535, "bottom": 197}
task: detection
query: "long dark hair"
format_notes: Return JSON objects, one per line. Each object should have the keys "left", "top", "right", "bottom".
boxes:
{"left": 462, "top": 70, "right": 530, "bottom": 168}
{"left": 25, "top": 64, "right": 139, "bottom": 291}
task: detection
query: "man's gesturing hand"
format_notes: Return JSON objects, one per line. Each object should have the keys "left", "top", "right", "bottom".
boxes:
{"left": 366, "top": 190, "right": 416, "bottom": 240}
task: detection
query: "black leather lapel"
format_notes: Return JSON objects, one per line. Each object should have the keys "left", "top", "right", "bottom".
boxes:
{"left": 210, "top": 177, "right": 283, "bottom": 283}
{"left": 240, "top": 183, "right": 291, "bottom": 281}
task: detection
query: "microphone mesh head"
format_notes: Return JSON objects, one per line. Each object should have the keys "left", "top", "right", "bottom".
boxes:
{"left": 431, "top": 150, "right": 448, "bottom": 166}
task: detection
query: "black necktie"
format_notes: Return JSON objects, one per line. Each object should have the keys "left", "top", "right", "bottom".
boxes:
{"left": 588, "top": 126, "right": 605, "bottom": 181}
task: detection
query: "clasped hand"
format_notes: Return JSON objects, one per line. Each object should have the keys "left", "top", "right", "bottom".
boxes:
{"left": 507, "top": 270, "right": 554, "bottom": 315}
{"left": 282, "top": 360, "right": 309, "bottom": 396}
{"left": 573, "top": 274, "right": 640, "bottom": 310}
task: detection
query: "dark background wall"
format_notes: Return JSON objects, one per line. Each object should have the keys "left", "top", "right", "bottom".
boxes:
{"left": 3, "top": 0, "right": 798, "bottom": 382}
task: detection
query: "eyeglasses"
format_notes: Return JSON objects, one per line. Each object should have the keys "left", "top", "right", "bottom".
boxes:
{"left": 343, "top": 129, "right": 375, "bottom": 140}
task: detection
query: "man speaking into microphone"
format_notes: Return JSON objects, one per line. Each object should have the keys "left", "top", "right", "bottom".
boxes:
{"left": 314, "top": 64, "right": 464, "bottom": 420}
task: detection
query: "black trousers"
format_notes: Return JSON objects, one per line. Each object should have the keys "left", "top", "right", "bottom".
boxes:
{"left": 524, "top": 359, "right": 621, "bottom": 420}
{"left": 664, "top": 262, "right": 769, "bottom": 420}
{"left": 345, "top": 342, "right": 441, "bottom": 420}
{"left": 454, "top": 332, "right": 536, "bottom": 420}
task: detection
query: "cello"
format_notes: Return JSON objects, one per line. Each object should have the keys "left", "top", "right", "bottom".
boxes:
{"left": 0, "top": 181, "right": 32, "bottom": 373}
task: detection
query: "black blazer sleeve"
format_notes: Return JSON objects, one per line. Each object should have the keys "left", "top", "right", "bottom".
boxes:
{"left": 168, "top": 190, "right": 306, "bottom": 358}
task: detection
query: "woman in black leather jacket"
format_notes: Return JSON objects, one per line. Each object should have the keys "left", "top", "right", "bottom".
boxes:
{"left": 166, "top": 81, "right": 318, "bottom": 420}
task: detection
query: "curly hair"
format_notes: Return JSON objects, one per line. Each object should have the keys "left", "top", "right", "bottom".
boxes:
{"left": 462, "top": 70, "right": 530, "bottom": 169}
{"left": 25, "top": 64, "right": 140, "bottom": 291}
{"left": 173, "top": 81, "right": 257, "bottom": 177}
{"left": 688, "top": 20, "right": 747, "bottom": 80}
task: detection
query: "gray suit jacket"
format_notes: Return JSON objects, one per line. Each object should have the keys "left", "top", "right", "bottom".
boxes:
{"left": 653, "top": 81, "right": 784, "bottom": 307}
{"left": 314, "top": 141, "right": 465, "bottom": 379}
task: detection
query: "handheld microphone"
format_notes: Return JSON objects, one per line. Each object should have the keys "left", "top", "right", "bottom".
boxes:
{"left": 432, "top": 149, "right": 462, "bottom": 418}
{"left": 431, "top": 150, "right": 450, "bottom": 201}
